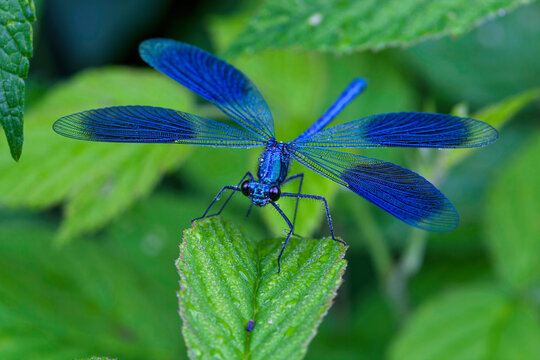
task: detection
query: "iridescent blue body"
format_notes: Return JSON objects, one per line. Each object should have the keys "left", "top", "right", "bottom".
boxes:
{"left": 249, "top": 140, "right": 290, "bottom": 206}
{"left": 53, "top": 38, "right": 499, "bottom": 272}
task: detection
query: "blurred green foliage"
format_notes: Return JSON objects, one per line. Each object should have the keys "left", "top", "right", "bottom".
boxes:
{"left": 0, "top": 67, "right": 195, "bottom": 242}
{"left": 400, "top": 3, "right": 540, "bottom": 108}
{"left": 0, "top": 0, "right": 539, "bottom": 359}
{"left": 390, "top": 285, "right": 540, "bottom": 360}
{"left": 0, "top": 192, "right": 189, "bottom": 359}
{"left": 487, "top": 133, "right": 540, "bottom": 290}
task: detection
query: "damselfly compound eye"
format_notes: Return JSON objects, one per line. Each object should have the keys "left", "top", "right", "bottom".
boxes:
{"left": 268, "top": 186, "right": 280, "bottom": 201}
{"left": 241, "top": 181, "right": 251, "bottom": 196}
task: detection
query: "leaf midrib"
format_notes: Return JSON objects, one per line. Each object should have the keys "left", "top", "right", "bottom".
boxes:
{"left": 243, "top": 241, "right": 264, "bottom": 360}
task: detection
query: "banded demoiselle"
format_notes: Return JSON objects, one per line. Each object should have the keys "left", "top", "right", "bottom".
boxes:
{"left": 53, "top": 39, "right": 498, "bottom": 271}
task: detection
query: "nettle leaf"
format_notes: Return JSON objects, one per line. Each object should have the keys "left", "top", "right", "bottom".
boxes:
{"left": 0, "top": 191, "right": 211, "bottom": 360}
{"left": 0, "top": 67, "right": 195, "bottom": 242}
{"left": 486, "top": 132, "right": 540, "bottom": 290}
{"left": 0, "top": 0, "right": 36, "bottom": 160}
{"left": 177, "top": 217, "right": 347, "bottom": 360}
{"left": 389, "top": 285, "right": 540, "bottom": 360}
{"left": 445, "top": 88, "right": 540, "bottom": 169}
{"left": 226, "top": 0, "right": 534, "bottom": 56}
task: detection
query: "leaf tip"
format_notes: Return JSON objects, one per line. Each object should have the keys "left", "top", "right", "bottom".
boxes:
{"left": 4, "top": 133, "right": 23, "bottom": 161}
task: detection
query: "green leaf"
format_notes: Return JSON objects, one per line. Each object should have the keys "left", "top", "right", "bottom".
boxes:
{"left": 0, "top": 0, "right": 36, "bottom": 160}
{"left": 306, "top": 290, "right": 397, "bottom": 360}
{"left": 0, "top": 223, "right": 175, "bottom": 357}
{"left": 473, "top": 88, "right": 540, "bottom": 127}
{"left": 177, "top": 217, "right": 347, "bottom": 360}
{"left": 389, "top": 285, "right": 540, "bottom": 360}
{"left": 0, "top": 67, "right": 195, "bottom": 242}
{"left": 445, "top": 88, "right": 540, "bottom": 169}
{"left": 226, "top": 0, "right": 535, "bottom": 56}
{"left": 490, "top": 301, "right": 540, "bottom": 360}
{"left": 400, "top": 3, "right": 540, "bottom": 108}
{"left": 486, "top": 132, "right": 540, "bottom": 290}
{"left": 0, "top": 191, "right": 207, "bottom": 359}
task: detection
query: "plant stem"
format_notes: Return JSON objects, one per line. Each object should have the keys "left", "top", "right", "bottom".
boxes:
{"left": 386, "top": 228, "right": 427, "bottom": 320}
{"left": 386, "top": 149, "right": 448, "bottom": 320}
{"left": 344, "top": 195, "right": 393, "bottom": 286}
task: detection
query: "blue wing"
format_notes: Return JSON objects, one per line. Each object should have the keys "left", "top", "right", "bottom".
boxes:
{"left": 286, "top": 145, "right": 459, "bottom": 232}
{"left": 53, "top": 106, "right": 265, "bottom": 147}
{"left": 293, "top": 112, "right": 498, "bottom": 148}
{"left": 139, "top": 39, "right": 274, "bottom": 140}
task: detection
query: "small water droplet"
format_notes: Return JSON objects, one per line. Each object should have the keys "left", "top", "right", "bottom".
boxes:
{"left": 140, "top": 232, "right": 164, "bottom": 256}
{"left": 497, "top": 8, "right": 506, "bottom": 17}
{"left": 308, "top": 13, "right": 323, "bottom": 26}
{"left": 99, "top": 178, "right": 115, "bottom": 196}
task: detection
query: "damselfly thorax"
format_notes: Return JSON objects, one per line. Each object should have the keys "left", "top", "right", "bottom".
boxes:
{"left": 241, "top": 140, "right": 290, "bottom": 207}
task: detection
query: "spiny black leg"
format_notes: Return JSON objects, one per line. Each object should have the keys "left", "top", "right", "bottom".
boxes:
{"left": 192, "top": 185, "right": 240, "bottom": 223}
{"left": 270, "top": 201, "right": 294, "bottom": 273}
{"left": 281, "top": 173, "right": 304, "bottom": 232}
{"left": 280, "top": 193, "right": 346, "bottom": 246}
{"left": 207, "top": 172, "right": 254, "bottom": 218}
